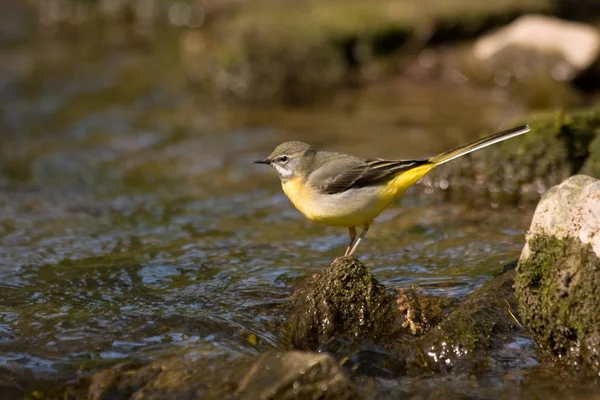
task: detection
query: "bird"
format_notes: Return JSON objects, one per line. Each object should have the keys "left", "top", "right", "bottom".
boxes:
{"left": 253, "top": 125, "right": 531, "bottom": 257}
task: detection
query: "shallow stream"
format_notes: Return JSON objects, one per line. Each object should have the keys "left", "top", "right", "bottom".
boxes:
{"left": 2, "top": 15, "right": 583, "bottom": 398}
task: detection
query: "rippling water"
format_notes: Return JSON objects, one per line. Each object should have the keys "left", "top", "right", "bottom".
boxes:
{"left": 0, "top": 13, "right": 548, "bottom": 396}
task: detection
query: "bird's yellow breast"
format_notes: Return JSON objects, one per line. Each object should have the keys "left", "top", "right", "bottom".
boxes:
{"left": 281, "top": 164, "right": 435, "bottom": 227}
{"left": 281, "top": 177, "right": 312, "bottom": 216}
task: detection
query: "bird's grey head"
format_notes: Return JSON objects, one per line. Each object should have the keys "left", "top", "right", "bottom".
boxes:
{"left": 253, "top": 141, "right": 315, "bottom": 181}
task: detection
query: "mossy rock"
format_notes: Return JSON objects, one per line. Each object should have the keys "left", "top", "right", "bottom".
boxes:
{"left": 285, "top": 256, "right": 524, "bottom": 377}
{"left": 422, "top": 108, "right": 600, "bottom": 202}
{"left": 515, "top": 175, "right": 600, "bottom": 371}
{"left": 307, "top": 260, "right": 526, "bottom": 375}
{"left": 516, "top": 236, "right": 600, "bottom": 370}
{"left": 407, "top": 264, "right": 525, "bottom": 373}
{"left": 285, "top": 256, "right": 403, "bottom": 351}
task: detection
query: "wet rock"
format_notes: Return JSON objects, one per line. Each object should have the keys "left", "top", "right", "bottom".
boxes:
{"left": 61, "top": 355, "right": 241, "bottom": 399}
{"left": 409, "top": 265, "right": 525, "bottom": 373}
{"left": 234, "top": 351, "right": 358, "bottom": 400}
{"left": 294, "top": 259, "right": 525, "bottom": 376}
{"left": 421, "top": 108, "right": 600, "bottom": 202}
{"left": 284, "top": 256, "right": 455, "bottom": 379}
{"left": 285, "top": 256, "right": 406, "bottom": 351}
{"left": 515, "top": 175, "right": 600, "bottom": 371}
{"left": 472, "top": 15, "right": 600, "bottom": 90}
{"left": 318, "top": 337, "right": 408, "bottom": 380}
{"left": 285, "top": 256, "right": 522, "bottom": 375}
{"left": 61, "top": 350, "right": 358, "bottom": 400}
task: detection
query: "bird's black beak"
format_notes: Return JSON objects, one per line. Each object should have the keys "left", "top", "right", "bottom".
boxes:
{"left": 253, "top": 159, "right": 270, "bottom": 165}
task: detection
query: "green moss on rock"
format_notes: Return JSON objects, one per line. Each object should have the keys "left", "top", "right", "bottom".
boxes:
{"left": 285, "top": 256, "right": 402, "bottom": 350}
{"left": 410, "top": 266, "right": 524, "bottom": 373}
{"left": 285, "top": 256, "right": 524, "bottom": 377}
{"left": 422, "top": 108, "right": 600, "bottom": 201}
{"left": 515, "top": 235, "right": 600, "bottom": 371}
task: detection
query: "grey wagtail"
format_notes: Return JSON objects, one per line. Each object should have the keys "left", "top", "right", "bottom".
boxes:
{"left": 253, "top": 125, "right": 530, "bottom": 256}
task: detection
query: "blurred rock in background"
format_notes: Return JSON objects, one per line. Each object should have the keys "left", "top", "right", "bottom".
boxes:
{"left": 472, "top": 15, "right": 600, "bottom": 92}
{"left": 10, "top": 0, "right": 599, "bottom": 105}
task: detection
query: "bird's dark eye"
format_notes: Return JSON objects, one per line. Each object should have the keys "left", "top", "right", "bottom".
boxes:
{"left": 279, "top": 155, "right": 289, "bottom": 163}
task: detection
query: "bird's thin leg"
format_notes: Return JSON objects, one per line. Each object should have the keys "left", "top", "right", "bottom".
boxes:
{"left": 344, "top": 227, "right": 357, "bottom": 256}
{"left": 348, "top": 223, "right": 370, "bottom": 256}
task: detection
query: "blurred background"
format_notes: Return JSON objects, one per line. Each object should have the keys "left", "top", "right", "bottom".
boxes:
{"left": 0, "top": 0, "right": 599, "bottom": 398}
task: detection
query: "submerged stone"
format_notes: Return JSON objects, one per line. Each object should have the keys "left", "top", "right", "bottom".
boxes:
{"left": 59, "top": 350, "right": 358, "bottom": 400}
{"left": 234, "top": 351, "right": 358, "bottom": 400}
{"left": 412, "top": 266, "right": 525, "bottom": 373}
{"left": 515, "top": 175, "right": 600, "bottom": 371}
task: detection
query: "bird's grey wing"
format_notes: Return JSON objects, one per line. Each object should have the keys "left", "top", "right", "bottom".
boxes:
{"left": 309, "top": 156, "right": 430, "bottom": 195}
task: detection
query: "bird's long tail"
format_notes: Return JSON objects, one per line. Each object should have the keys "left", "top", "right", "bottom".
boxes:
{"left": 428, "top": 125, "right": 531, "bottom": 166}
